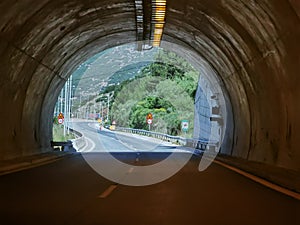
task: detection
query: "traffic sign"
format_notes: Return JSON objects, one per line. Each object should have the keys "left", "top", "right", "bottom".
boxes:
{"left": 58, "top": 112, "right": 64, "bottom": 119}
{"left": 58, "top": 112, "right": 64, "bottom": 124}
{"left": 181, "top": 120, "right": 189, "bottom": 132}
{"left": 146, "top": 113, "right": 153, "bottom": 120}
{"left": 146, "top": 113, "right": 153, "bottom": 124}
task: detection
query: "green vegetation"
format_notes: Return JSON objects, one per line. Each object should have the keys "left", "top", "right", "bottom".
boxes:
{"left": 69, "top": 48, "right": 199, "bottom": 137}
{"left": 129, "top": 96, "right": 180, "bottom": 135}
{"left": 110, "top": 49, "right": 199, "bottom": 137}
{"left": 140, "top": 50, "right": 198, "bottom": 99}
{"left": 52, "top": 118, "right": 75, "bottom": 141}
{"left": 107, "top": 61, "right": 152, "bottom": 85}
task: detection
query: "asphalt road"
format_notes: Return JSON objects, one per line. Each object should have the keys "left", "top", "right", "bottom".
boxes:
{"left": 71, "top": 122, "right": 184, "bottom": 153}
{"left": 0, "top": 122, "right": 299, "bottom": 225}
{"left": 71, "top": 122, "right": 193, "bottom": 166}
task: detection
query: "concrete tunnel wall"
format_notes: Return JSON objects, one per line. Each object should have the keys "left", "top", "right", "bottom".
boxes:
{"left": 0, "top": 0, "right": 299, "bottom": 177}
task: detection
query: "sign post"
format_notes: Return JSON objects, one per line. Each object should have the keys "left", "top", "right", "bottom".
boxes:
{"left": 146, "top": 113, "right": 153, "bottom": 131}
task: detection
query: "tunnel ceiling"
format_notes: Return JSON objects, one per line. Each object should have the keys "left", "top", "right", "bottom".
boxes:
{"left": 0, "top": 0, "right": 300, "bottom": 172}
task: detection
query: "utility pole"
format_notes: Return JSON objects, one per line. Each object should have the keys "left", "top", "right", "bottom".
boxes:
{"left": 62, "top": 75, "right": 73, "bottom": 136}
{"left": 63, "top": 84, "right": 67, "bottom": 137}
{"left": 101, "top": 102, "right": 103, "bottom": 120}
{"left": 66, "top": 80, "right": 69, "bottom": 134}
{"left": 93, "top": 99, "right": 97, "bottom": 119}
{"left": 68, "top": 75, "right": 72, "bottom": 132}
{"left": 99, "top": 101, "right": 101, "bottom": 119}
{"left": 107, "top": 93, "right": 110, "bottom": 122}
{"left": 79, "top": 91, "right": 82, "bottom": 119}
{"left": 60, "top": 88, "right": 63, "bottom": 116}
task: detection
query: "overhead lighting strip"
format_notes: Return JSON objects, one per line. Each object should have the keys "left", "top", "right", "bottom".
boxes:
{"left": 134, "top": 0, "right": 166, "bottom": 49}
{"left": 134, "top": 0, "right": 144, "bottom": 50}
{"left": 151, "top": 0, "right": 166, "bottom": 47}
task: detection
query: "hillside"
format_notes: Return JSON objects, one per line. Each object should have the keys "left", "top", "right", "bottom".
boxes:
{"left": 72, "top": 44, "right": 158, "bottom": 98}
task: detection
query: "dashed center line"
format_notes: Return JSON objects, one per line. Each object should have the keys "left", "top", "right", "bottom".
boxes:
{"left": 98, "top": 184, "right": 118, "bottom": 198}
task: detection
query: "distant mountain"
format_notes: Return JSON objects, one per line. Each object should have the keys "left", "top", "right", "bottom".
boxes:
{"left": 72, "top": 44, "right": 158, "bottom": 97}
{"left": 107, "top": 61, "right": 152, "bottom": 85}
{"left": 71, "top": 51, "right": 107, "bottom": 90}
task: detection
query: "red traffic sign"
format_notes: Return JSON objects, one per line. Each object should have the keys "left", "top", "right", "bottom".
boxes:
{"left": 58, "top": 112, "right": 64, "bottom": 124}
{"left": 146, "top": 113, "right": 153, "bottom": 124}
{"left": 58, "top": 112, "right": 64, "bottom": 119}
{"left": 146, "top": 113, "right": 153, "bottom": 119}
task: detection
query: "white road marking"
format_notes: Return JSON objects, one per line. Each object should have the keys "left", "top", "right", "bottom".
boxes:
{"left": 98, "top": 184, "right": 118, "bottom": 198}
{"left": 117, "top": 139, "right": 137, "bottom": 151}
{"left": 80, "top": 137, "right": 96, "bottom": 152}
{"left": 214, "top": 160, "right": 300, "bottom": 201}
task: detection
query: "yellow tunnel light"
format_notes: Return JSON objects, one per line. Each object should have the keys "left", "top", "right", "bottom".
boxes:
{"left": 155, "top": 23, "right": 164, "bottom": 29}
{"left": 151, "top": 0, "right": 167, "bottom": 47}
{"left": 154, "top": 29, "right": 163, "bottom": 35}
{"left": 156, "top": 6, "right": 166, "bottom": 10}
{"left": 156, "top": 0, "right": 166, "bottom": 5}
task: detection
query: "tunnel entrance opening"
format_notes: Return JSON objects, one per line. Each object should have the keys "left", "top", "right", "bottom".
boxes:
{"left": 52, "top": 42, "right": 230, "bottom": 170}
{"left": 0, "top": 0, "right": 299, "bottom": 196}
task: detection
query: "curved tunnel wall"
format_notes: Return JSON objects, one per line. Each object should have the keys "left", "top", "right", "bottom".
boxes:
{"left": 164, "top": 0, "right": 300, "bottom": 172}
{"left": 165, "top": 0, "right": 300, "bottom": 171}
{"left": 161, "top": 40, "right": 234, "bottom": 155}
{"left": 0, "top": 0, "right": 299, "bottom": 176}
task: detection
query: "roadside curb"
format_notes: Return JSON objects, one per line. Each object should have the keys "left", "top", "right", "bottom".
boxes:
{"left": 0, "top": 151, "right": 77, "bottom": 176}
{"left": 214, "top": 159, "right": 300, "bottom": 201}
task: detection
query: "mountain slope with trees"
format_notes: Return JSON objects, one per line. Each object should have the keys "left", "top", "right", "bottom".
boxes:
{"left": 111, "top": 49, "right": 199, "bottom": 137}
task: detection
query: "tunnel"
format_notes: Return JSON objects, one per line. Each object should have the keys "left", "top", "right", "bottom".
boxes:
{"left": 0, "top": 0, "right": 299, "bottom": 193}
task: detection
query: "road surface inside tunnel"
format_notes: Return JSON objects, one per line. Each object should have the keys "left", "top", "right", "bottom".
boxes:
{"left": 0, "top": 124, "right": 299, "bottom": 225}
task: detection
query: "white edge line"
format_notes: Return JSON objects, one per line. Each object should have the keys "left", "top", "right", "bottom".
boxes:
{"left": 80, "top": 137, "right": 96, "bottom": 152}
{"left": 214, "top": 160, "right": 300, "bottom": 201}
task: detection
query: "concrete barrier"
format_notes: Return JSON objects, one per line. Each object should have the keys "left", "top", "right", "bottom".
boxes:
{"left": 69, "top": 128, "right": 86, "bottom": 151}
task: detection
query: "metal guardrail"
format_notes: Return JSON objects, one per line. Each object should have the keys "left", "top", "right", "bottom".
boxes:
{"left": 51, "top": 125, "right": 217, "bottom": 152}
{"left": 115, "top": 127, "right": 218, "bottom": 151}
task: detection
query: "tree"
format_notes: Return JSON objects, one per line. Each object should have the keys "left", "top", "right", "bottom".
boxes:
{"left": 129, "top": 96, "right": 180, "bottom": 135}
